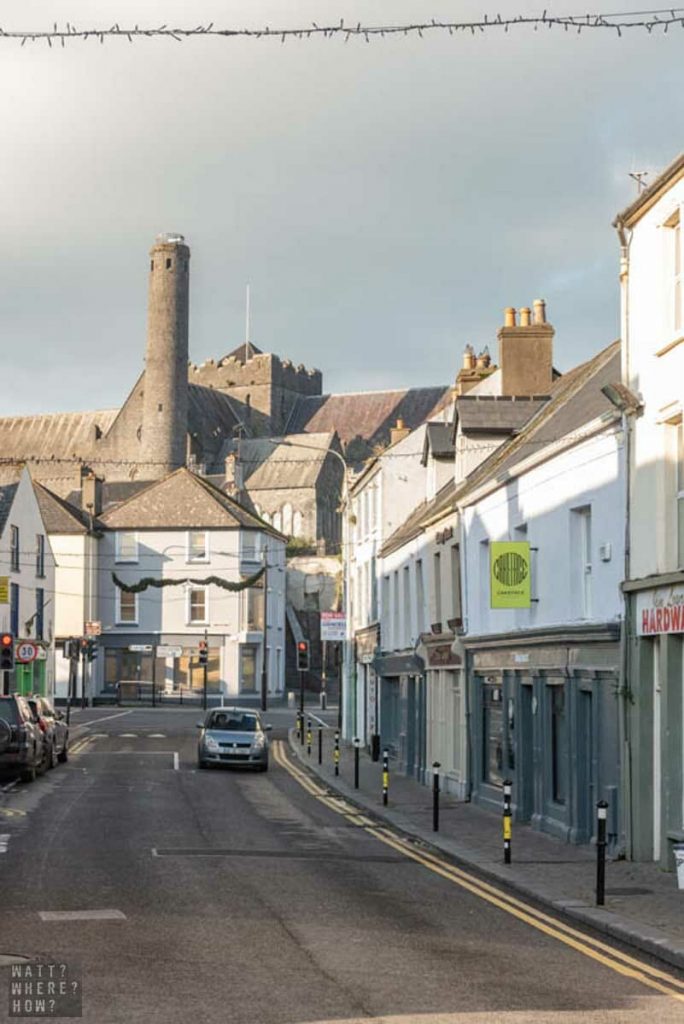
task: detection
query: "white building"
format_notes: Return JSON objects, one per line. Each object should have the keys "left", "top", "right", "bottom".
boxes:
{"left": 459, "top": 340, "right": 625, "bottom": 845}
{"left": 615, "top": 154, "right": 684, "bottom": 865}
{"left": 0, "top": 467, "right": 56, "bottom": 698}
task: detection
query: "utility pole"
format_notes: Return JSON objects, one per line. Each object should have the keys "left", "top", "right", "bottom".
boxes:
{"left": 202, "top": 628, "right": 208, "bottom": 712}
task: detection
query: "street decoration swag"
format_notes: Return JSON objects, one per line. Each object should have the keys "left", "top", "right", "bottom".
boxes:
{"left": 112, "top": 567, "right": 265, "bottom": 594}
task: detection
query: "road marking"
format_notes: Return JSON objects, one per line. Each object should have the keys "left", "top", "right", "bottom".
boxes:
{"left": 0, "top": 808, "right": 26, "bottom": 819}
{"left": 272, "top": 741, "right": 684, "bottom": 1003}
{"left": 148, "top": 733, "right": 166, "bottom": 738}
{"left": 119, "top": 733, "right": 138, "bottom": 738}
{"left": 70, "top": 710, "right": 133, "bottom": 731}
{"left": 39, "top": 909, "right": 126, "bottom": 921}
{"left": 0, "top": 834, "right": 10, "bottom": 852}
{"left": 70, "top": 736, "right": 95, "bottom": 756}
{"left": 0, "top": 780, "right": 18, "bottom": 794}
{"left": 173, "top": 752, "right": 179, "bottom": 771}
{"left": 305, "top": 712, "right": 332, "bottom": 728}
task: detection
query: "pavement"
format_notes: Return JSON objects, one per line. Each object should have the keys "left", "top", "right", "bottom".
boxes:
{"left": 289, "top": 717, "right": 684, "bottom": 972}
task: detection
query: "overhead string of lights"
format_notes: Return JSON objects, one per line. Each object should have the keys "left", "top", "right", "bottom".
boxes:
{"left": 3, "top": 9, "right": 684, "bottom": 47}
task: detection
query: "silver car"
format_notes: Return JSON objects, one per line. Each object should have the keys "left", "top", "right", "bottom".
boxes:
{"left": 197, "top": 707, "right": 271, "bottom": 771}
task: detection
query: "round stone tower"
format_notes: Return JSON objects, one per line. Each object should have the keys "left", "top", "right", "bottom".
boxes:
{"left": 141, "top": 233, "right": 190, "bottom": 474}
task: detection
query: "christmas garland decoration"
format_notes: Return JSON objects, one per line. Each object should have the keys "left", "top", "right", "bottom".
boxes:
{"left": 112, "top": 567, "right": 265, "bottom": 594}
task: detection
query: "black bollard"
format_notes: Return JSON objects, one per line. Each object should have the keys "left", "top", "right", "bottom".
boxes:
{"left": 306, "top": 719, "right": 312, "bottom": 756}
{"left": 432, "top": 761, "right": 441, "bottom": 832}
{"left": 503, "top": 779, "right": 512, "bottom": 864}
{"left": 596, "top": 800, "right": 608, "bottom": 906}
{"left": 334, "top": 730, "right": 340, "bottom": 776}
{"left": 318, "top": 726, "right": 323, "bottom": 765}
{"left": 382, "top": 748, "right": 389, "bottom": 806}
{"left": 354, "top": 739, "right": 360, "bottom": 789}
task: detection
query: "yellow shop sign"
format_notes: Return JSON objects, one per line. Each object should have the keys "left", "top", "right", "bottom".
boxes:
{"left": 490, "top": 542, "right": 531, "bottom": 609}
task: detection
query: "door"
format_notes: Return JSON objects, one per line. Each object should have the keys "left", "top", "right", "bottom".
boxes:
{"left": 519, "top": 683, "right": 535, "bottom": 821}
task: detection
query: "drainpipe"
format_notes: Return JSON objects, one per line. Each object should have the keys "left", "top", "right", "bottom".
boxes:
{"left": 615, "top": 215, "right": 633, "bottom": 860}
{"left": 458, "top": 506, "right": 472, "bottom": 801}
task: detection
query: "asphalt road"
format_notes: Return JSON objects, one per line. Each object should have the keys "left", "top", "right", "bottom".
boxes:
{"left": 0, "top": 706, "right": 682, "bottom": 1024}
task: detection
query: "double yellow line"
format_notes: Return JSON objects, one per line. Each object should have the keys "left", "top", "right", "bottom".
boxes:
{"left": 272, "top": 740, "right": 684, "bottom": 1003}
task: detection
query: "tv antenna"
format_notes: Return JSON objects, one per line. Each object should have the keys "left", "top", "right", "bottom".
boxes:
{"left": 628, "top": 171, "right": 649, "bottom": 195}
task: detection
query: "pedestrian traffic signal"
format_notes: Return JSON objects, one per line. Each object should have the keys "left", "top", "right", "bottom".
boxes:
{"left": 198, "top": 639, "right": 208, "bottom": 666}
{"left": 296, "top": 640, "right": 309, "bottom": 672}
{"left": 0, "top": 633, "right": 14, "bottom": 671}
{"left": 86, "top": 638, "right": 98, "bottom": 663}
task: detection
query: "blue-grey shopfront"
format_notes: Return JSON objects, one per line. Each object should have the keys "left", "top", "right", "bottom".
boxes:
{"left": 465, "top": 625, "right": 621, "bottom": 849}
{"left": 375, "top": 652, "right": 427, "bottom": 784}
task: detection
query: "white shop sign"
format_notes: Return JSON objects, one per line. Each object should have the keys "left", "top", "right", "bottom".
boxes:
{"left": 636, "top": 585, "right": 684, "bottom": 635}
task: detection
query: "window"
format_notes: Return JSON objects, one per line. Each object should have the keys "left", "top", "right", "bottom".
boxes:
{"left": 450, "top": 545, "right": 462, "bottom": 624}
{"left": 415, "top": 559, "right": 425, "bottom": 634}
{"left": 117, "top": 589, "right": 138, "bottom": 624}
{"left": 482, "top": 680, "right": 504, "bottom": 786}
{"left": 115, "top": 531, "right": 138, "bottom": 563}
{"left": 572, "top": 507, "right": 592, "bottom": 618}
{"left": 188, "top": 587, "right": 207, "bottom": 624}
{"left": 10, "top": 582, "right": 19, "bottom": 636}
{"left": 246, "top": 582, "right": 264, "bottom": 631}
{"left": 677, "top": 422, "right": 684, "bottom": 567}
{"left": 674, "top": 216, "right": 683, "bottom": 334}
{"left": 403, "top": 565, "right": 411, "bottom": 644}
{"left": 392, "top": 571, "right": 400, "bottom": 648}
{"left": 240, "top": 645, "right": 258, "bottom": 693}
{"left": 433, "top": 552, "right": 442, "bottom": 627}
{"left": 382, "top": 575, "right": 390, "bottom": 627}
{"left": 35, "top": 589, "right": 44, "bottom": 640}
{"left": 36, "top": 534, "right": 45, "bottom": 578}
{"left": 550, "top": 683, "right": 568, "bottom": 805}
{"left": 10, "top": 526, "right": 19, "bottom": 572}
{"left": 187, "top": 530, "right": 208, "bottom": 562}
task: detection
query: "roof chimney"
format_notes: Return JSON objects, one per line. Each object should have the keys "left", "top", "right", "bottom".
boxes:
{"left": 81, "top": 472, "right": 103, "bottom": 517}
{"left": 224, "top": 448, "right": 244, "bottom": 497}
{"left": 462, "top": 344, "right": 476, "bottom": 370}
{"left": 498, "top": 300, "right": 554, "bottom": 397}
{"left": 390, "top": 418, "right": 411, "bottom": 446}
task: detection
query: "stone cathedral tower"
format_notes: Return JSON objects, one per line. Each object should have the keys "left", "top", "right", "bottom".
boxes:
{"left": 141, "top": 233, "right": 190, "bottom": 473}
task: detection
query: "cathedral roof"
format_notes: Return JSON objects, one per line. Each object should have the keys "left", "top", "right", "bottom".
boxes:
{"left": 221, "top": 342, "right": 264, "bottom": 364}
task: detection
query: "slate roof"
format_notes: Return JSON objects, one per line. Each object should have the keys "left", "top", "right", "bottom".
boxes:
{"left": 455, "top": 395, "right": 550, "bottom": 434}
{"left": 98, "top": 467, "right": 285, "bottom": 537}
{"left": 422, "top": 423, "right": 455, "bottom": 464}
{"left": 285, "top": 387, "right": 451, "bottom": 448}
{"left": 0, "top": 409, "right": 118, "bottom": 462}
{"left": 0, "top": 483, "right": 19, "bottom": 536}
{"left": 35, "top": 483, "right": 92, "bottom": 535}
{"left": 236, "top": 432, "right": 337, "bottom": 491}
{"left": 615, "top": 151, "right": 684, "bottom": 228}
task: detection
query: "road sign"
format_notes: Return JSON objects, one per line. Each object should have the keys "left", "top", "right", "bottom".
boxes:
{"left": 0, "top": 577, "right": 8, "bottom": 605}
{"left": 16, "top": 642, "right": 38, "bottom": 664}
{"left": 321, "top": 612, "right": 346, "bottom": 642}
{"left": 85, "top": 621, "right": 102, "bottom": 636}
{"left": 129, "top": 644, "right": 153, "bottom": 653}
{"left": 157, "top": 645, "right": 182, "bottom": 658}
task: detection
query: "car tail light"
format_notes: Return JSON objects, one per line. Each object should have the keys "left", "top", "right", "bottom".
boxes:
{"left": 37, "top": 718, "right": 47, "bottom": 733}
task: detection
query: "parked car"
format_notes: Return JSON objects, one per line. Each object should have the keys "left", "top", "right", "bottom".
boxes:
{"left": 27, "top": 696, "right": 69, "bottom": 770}
{"left": 196, "top": 707, "right": 271, "bottom": 771}
{"left": 0, "top": 694, "right": 46, "bottom": 782}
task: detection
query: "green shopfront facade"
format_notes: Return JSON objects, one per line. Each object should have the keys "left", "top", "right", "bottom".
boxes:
{"left": 465, "top": 625, "right": 621, "bottom": 848}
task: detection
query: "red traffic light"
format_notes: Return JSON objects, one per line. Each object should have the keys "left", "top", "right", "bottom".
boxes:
{"left": 297, "top": 642, "right": 307, "bottom": 651}
{"left": 1, "top": 634, "right": 12, "bottom": 647}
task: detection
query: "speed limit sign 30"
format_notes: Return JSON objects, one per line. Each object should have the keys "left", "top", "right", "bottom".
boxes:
{"left": 16, "top": 641, "right": 38, "bottom": 663}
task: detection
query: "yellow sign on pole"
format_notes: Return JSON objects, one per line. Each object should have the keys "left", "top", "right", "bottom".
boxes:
{"left": 490, "top": 542, "right": 531, "bottom": 609}
{"left": 0, "top": 577, "right": 8, "bottom": 605}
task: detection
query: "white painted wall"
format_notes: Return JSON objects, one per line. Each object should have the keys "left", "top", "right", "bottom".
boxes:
{"left": 462, "top": 428, "right": 624, "bottom": 638}
{"left": 624, "top": 181, "right": 684, "bottom": 579}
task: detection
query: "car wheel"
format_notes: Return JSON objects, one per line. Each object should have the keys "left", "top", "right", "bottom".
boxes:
{"left": 57, "top": 743, "right": 68, "bottom": 764}
{"left": 198, "top": 759, "right": 208, "bottom": 769}
{"left": 257, "top": 762, "right": 269, "bottom": 773}
{"left": 20, "top": 765, "right": 36, "bottom": 783}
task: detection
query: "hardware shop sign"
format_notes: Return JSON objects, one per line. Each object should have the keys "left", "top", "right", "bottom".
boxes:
{"left": 637, "top": 585, "right": 684, "bottom": 635}
{"left": 490, "top": 541, "right": 531, "bottom": 609}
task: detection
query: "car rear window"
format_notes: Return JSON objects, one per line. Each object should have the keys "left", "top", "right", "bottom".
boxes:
{"left": 0, "top": 698, "right": 21, "bottom": 725}
{"left": 208, "top": 712, "right": 258, "bottom": 731}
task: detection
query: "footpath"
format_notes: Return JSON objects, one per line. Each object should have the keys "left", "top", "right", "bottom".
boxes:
{"left": 288, "top": 722, "right": 684, "bottom": 972}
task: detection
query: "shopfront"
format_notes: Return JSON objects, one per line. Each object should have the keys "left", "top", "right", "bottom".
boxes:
{"left": 419, "top": 635, "right": 466, "bottom": 798}
{"left": 354, "top": 624, "right": 379, "bottom": 746}
{"left": 466, "top": 627, "right": 620, "bottom": 847}
{"left": 374, "top": 652, "right": 427, "bottom": 782}
{"left": 102, "top": 637, "right": 222, "bottom": 696}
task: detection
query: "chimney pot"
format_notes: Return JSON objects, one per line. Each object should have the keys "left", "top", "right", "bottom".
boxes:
{"left": 504, "top": 307, "right": 517, "bottom": 328}
{"left": 533, "top": 298, "right": 547, "bottom": 325}
{"left": 519, "top": 307, "right": 531, "bottom": 327}
{"left": 462, "top": 344, "right": 476, "bottom": 370}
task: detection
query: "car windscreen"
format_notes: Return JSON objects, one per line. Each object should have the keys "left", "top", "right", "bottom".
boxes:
{"left": 208, "top": 713, "right": 258, "bottom": 732}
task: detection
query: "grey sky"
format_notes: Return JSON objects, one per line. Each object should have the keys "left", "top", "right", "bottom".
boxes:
{"left": 1, "top": 1, "right": 680, "bottom": 415}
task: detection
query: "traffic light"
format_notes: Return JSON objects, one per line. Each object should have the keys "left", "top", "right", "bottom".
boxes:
{"left": 63, "top": 638, "right": 79, "bottom": 661}
{"left": 86, "top": 638, "right": 98, "bottom": 663}
{"left": 296, "top": 640, "right": 310, "bottom": 672}
{"left": 198, "top": 639, "right": 208, "bottom": 666}
{"left": 0, "top": 633, "right": 14, "bottom": 672}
